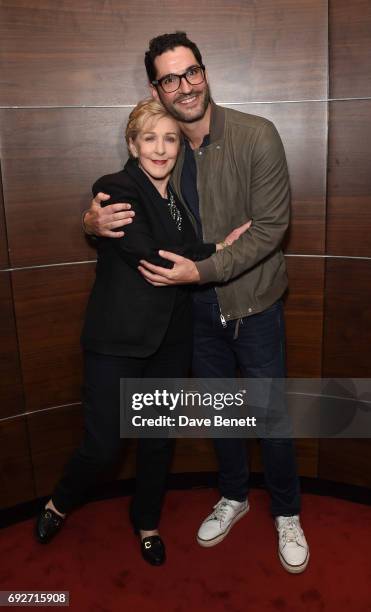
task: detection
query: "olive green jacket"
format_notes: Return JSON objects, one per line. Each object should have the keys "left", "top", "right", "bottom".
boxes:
{"left": 170, "top": 102, "right": 290, "bottom": 323}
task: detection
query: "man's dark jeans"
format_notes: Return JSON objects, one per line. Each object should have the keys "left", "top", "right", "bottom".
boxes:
{"left": 192, "top": 299, "right": 301, "bottom": 517}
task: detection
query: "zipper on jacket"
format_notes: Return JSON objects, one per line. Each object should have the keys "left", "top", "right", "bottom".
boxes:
{"left": 195, "top": 145, "right": 226, "bottom": 329}
{"left": 219, "top": 306, "right": 227, "bottom": 328}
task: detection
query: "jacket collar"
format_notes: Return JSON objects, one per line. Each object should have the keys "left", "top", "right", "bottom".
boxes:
{"left": 209, "top": 100, "right": 225, "bottom": 144}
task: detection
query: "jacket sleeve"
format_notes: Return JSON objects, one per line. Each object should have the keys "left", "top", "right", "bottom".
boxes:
{"left": 195, "top": 121, "right": 290, "bottom": 284}
{"left": 93, "top": 179, "right": 215, "bottom": 270}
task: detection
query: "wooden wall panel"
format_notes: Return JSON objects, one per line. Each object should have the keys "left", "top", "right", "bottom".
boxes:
{"left": 28, "top": 408, "right": 220, "bottom": 496}
{"left": 28, "top": 402, "right": 141, "bottom": 496}
{"left": 0, "top": 172, "right": 9, "bottom": 269}
{"left": 330, "top": 0, "right": 371, "bottom": 99}
{"left": 0, "top": 0, "right": 327, "bottom": 107}
{"left": 172, "top": 439, "right": 218, "bottom": 474}
{"left": 327, "top": 101, "right": 371, "bottom": 257}
{"left": 12, "top": 263, "right": 95, "bottom": 412}
{"left": 284, "top": 256, "right": 325, "bottom": 377}
{"left": 323, "top": 259, "right": 371, "bottom": 378}
{"left": 0, "top": 108, "right": 129, "bottom": 267}
{"left": 2, "top": 0, "right": 371, "bottom": 508}
{"left": 231, "top": 102, "right": 327, "bottom": 255}
{"left": 28, "top": 402, "right": 137, "bottom": 497}
{"left": 319, "top": 439, "right": 371, "bottom": 488}
{"left": 0, "top": 417, "right": 35, "bottom": 508}
{"left": 0, "top": 272, "right": 24, "bottom": 420}
{"left": 27, "top": 403, "right": 84, "bottom": 497}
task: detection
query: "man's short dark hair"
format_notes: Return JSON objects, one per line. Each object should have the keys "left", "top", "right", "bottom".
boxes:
{"left": 145, "top": 31, "right": 203, "bottom": 83}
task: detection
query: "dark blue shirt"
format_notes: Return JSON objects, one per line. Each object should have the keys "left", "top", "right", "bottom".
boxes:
{"left": 181, "top": 135, "right": 218, "bottom": 303}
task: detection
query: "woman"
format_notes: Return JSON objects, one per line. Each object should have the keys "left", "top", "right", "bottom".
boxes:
{"left": 35, "top": 99, "right": 249, "bottom": 565}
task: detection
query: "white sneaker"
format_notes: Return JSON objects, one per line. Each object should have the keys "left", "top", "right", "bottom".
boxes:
{"left": 275, "top": 515, "right": 309, "bottom": 573}
{"left": 197, "top": 497, "right": 249, "bottom": 547}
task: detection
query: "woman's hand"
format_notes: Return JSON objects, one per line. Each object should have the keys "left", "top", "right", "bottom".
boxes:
{"left": 216, "top": 219, "right": 252, "bottom": 250}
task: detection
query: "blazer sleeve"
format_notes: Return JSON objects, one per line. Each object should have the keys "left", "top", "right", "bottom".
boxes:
{"left": 93, "top": 178, "right": 215, "bottom": 270}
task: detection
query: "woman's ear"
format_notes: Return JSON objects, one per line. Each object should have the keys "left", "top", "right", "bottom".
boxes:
{"left": 128, "top": 137, "right": 138, "bottom": 159}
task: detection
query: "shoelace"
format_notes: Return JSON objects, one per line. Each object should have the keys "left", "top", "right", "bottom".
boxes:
{"left": 279, "top": 517, "right": 301, "bottom": 545}
{"left": 210, "top": 499, "right": 233, "bottom": 523}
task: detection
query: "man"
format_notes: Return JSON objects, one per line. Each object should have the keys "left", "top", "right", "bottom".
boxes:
{"left": 83, "top": 32, "right": 309, "bottom": 573}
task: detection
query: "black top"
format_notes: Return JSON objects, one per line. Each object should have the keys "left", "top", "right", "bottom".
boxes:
{"left": 81, "top": 158, "right": 215, "bottom": 357}
{"left": 181, "top": 135, "right": 218, "bottom": 303}
{"left": 181, "top": 135, "right": 209, "bottom": 237}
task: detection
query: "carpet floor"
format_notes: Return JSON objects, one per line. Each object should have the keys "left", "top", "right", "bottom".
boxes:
{"left": 1, "top": 488, "right": 371, "bottom": 612}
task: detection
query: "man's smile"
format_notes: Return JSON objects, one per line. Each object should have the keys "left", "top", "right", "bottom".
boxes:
{"left": 177, "top": 95, "right": 198, "bottom": 105}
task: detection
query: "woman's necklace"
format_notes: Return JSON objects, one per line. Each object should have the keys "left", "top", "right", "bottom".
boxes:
{"left": 167, "top": 189, "right": 182, "bottom": 232}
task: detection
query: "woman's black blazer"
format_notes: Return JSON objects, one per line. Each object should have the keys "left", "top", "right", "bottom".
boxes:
{"left": 81, "top": 158, "right": 215, "bottom": 357}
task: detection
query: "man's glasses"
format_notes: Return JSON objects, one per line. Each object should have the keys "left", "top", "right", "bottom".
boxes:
{"left": 152, "top": 65, "right": 206, "bottom": 93}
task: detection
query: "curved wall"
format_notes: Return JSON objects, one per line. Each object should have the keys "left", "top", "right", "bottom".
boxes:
{"left": 1, "top": 0, "right": 371, "bottom": 508}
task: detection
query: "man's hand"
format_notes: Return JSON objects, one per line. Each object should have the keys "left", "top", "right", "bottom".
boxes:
{"left": 83, "top": 192, "right": 135, "bottom": 238}
{"left": 138, "top": 251, "right": 200, "bottom": 286}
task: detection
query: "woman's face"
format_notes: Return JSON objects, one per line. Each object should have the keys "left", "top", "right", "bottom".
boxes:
{"left": 130, "top": 115, "right": 180, "bottom": 183}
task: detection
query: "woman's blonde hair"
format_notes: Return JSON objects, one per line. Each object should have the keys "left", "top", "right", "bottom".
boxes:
{"left": 125, "top": 98, "right": 178, "bottom": 157}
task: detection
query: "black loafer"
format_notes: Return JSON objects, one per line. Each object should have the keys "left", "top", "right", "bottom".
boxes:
{"left": 35, "top": 508, "right": 65, "bottom": 544}
{"left": 140, "top": 535, "right": 166, "bottom": 566}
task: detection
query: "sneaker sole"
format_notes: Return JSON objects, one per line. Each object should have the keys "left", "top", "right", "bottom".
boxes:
{"left": 278, "top": 549, "right": 310, "bottom": 574}
{"left": 196, "top": 504, "right": 249, "bottom": 548}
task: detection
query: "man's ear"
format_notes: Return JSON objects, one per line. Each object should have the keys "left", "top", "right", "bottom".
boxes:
{"left": 150, "top": 84, "right": 160, "bottom": 101}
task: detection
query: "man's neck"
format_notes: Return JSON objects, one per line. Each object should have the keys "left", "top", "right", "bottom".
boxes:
{"left": 178, "top": 104, "right": 212, "bottom": 150}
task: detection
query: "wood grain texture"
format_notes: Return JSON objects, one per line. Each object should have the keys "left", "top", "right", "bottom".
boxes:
{"left": 28, "top": 400, "right": 137, "bottom": 496}
{"left": 29, "top": 406, "right": 217, "bottom": 496}
{"left": 319, "top": 439, "right": 371, "bottom": 488}
{"left": 27, "top": 403, "right": 84, "bottom": 497}
{"left": 29, "top": 406, "right": 137, "bottom": 499}
{"left": 2, "top": 0, "right": 371, "bottom": 503}
{"left": 0, "top": 0, "right": 327, "bottom": 106}
{"left": 0, "top": 272, "right": 24, "bottom": 419}
{"left": 323, "top": 259, "right": 371, "bottom": 377}
{"left": 330, "top": 0, "right": 371, "bottom": 99}
{"left": 12, "top": 263, "right": 95, "bottom": 412}
{"left": 230, "top": 102, "right": 327, "bottom": 255}
{"left": 0, "top": 108, "right": 130, "bottom": 267}
{"left": 0, "top": 171, "right": 9, "bottom": 269}
{"left": 284, "top": 256, "right": 325, "bottom": 377}
{"left": 172, "top": 439, "right": 218, "bottom": 474}
{"left": 0, "top": 416, "right": 35, "bottom": 508}
{"left": 327, "top": 101, "right": 371, "bottom": 257}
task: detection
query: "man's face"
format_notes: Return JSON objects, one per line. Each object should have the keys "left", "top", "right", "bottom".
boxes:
{"left": 151, "top": 46, "right": 210, "bottom": 123}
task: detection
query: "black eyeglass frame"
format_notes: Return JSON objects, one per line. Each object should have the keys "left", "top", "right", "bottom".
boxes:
{"left": 151, "top": 64, "right": 206, "bottom": 93}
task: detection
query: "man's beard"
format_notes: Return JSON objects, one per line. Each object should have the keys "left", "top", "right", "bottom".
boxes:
{"left": 159, "top": 84, "right": 211, "bottom": 123}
